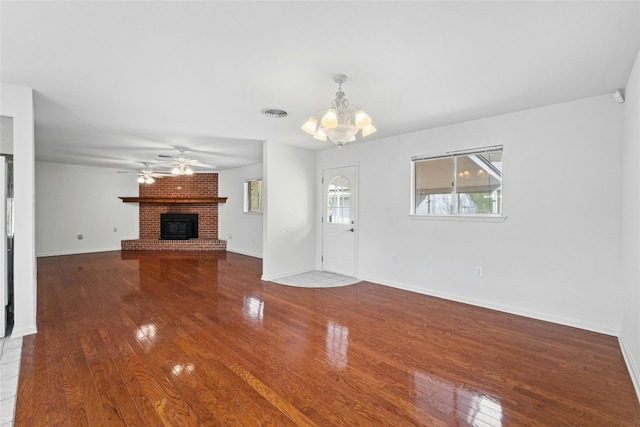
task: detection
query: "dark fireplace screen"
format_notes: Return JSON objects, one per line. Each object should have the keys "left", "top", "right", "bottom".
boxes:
{"left": 160, "top": 213, "right": 198, "bottom": 240}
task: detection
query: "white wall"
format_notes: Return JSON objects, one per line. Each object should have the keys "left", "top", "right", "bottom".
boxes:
{"left": 0, "top": 116, "right": 13, "bottom": 154}
{"left": 1, "top": 82, "right": 37, "bottom": 337}
{"left": 218, "top": 162, "right": 264, "bottom": 258}
{"left": 35, "top": 161, "right": 139, "bottom": 256}
{"left": 620, "top": 48, "right": 640, "bottom": 399}
{"left": 317, "top": 94, "right": 623, "bottom": 335}
{"left": 262, "top": 141, "right": 316, "bottom": 280}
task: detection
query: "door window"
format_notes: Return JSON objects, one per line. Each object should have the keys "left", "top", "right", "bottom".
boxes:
{"left": 327, "top": 175, "right": 351, "bottom": 224}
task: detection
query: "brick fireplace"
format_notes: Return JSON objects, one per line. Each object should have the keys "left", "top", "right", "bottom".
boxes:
{"left": 120, "top": 173, "right": 227, "bottom": 251}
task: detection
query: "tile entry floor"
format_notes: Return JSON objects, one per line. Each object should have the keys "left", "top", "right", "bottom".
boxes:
{"left": 272, "top": 270, "right": 361, "bottom": 288}
{"left": 0, "top": 336, "right": 22, "bottom": 427}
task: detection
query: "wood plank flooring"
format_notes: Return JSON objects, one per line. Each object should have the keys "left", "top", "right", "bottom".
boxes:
{"left": 14, "top": 250, "right": 640, "bottom": 426}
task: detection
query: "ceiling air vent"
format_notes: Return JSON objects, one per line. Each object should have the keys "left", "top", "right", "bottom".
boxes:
{"left": 262, "top": 108, "right": 288, "bottom": 118}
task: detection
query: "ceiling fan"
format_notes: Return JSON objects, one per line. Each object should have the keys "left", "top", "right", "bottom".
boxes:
{"left": 118, "top": 162, "right": 171, "bottom": 184}
{"left": 156, "top": 147, "right": 217, "bottom": 175}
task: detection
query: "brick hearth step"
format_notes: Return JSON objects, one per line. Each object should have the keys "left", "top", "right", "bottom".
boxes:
{"left": 121, "top": 239, "right": 226, "bottom": 251}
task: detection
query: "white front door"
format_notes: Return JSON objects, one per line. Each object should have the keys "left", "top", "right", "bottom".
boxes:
{"left": 322, "top": 166, "right": 356, "bottom": 277}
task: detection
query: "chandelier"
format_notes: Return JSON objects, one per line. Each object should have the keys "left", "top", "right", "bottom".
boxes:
{"left": 301, "top": 74, "right": 376, "bottom": 148}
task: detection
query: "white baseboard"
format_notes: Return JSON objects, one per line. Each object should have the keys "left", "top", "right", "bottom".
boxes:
{"left": 11, "top": 325, "right": 37, "bottom": 338}
{"left": 226, "top": 248, "right": 263, "bottom": 259}
{"left": 356, "top": 274, "right": 618, "bottom": 336}
{"left": 262, "top": 267, "right": 315, "bottom": 282}
{"left": 619, "top": 335, "right": 640, "bottom": 404}
{"left": 36, "top": 246, "right": 121, "bottom": 257}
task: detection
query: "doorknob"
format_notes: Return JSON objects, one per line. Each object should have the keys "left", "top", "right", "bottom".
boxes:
{"left": 347, "top": 228, "right": 355, "bottom": 232}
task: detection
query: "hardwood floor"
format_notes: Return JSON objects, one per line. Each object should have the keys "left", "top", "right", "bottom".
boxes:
{"left": 15, "top": 251, "right": 640, "bottom": 426}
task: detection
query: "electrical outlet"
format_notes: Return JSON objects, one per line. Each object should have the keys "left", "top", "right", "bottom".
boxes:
{"left": 228, "top": 233, "right": 232, "bottom": 239}
{"left": 77, "top": 234, "right": 83, "bottom": 240}
{"left": 113, "top": 227, "right": 117, "bottom": 232}
{"left": 392, "top": 253, "right": 397, "bottom": 263}
{"left": 475, "top": 266, "right": 483, "bottom": 277}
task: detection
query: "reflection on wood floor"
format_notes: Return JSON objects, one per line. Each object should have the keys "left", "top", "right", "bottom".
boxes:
{"left": 15, "top": 250, "right": 640, "bottom": 425}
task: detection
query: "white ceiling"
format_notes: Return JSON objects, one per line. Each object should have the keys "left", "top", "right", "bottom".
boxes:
{"left": 2, "top": 1, "right": 639, "bottom": 173}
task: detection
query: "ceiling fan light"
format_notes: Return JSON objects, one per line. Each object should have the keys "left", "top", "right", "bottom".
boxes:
{"left": 361, "top": 123, "right": 377, "bottom": 138}
{"left": 145, "top": 176, "right": 155, "bottom": 184}
{"left": 313, "top": 127, "right": 327, "bottom": 141}
{"left": 321, "top": 108, "right": 338, "bottom": 129}
{"left": 137, "top": 175, "right": 145, "bottom": 184}
{"left": 185, "top": 167, "right": 194, "bottom": 175}
{"left": 355, "top": 109, "right": 372, "bottom": 129}
{"left": 172, "top": 167, "right": 180, "bottom": 175}
{"left": 301, "top": 117, "right": 318, "bottom": 135}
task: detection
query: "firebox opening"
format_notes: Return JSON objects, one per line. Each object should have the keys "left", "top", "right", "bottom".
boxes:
{"left": 160, "top": 213, "right": 198, "bottom": 240}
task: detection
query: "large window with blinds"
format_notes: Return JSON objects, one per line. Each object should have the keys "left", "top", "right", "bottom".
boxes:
{"left": 412, "top": 146, "right": 503, "bottom": 216}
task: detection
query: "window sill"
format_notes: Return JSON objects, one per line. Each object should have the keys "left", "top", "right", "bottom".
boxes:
{"left": 408, "top": 214, "right": 507, "bottom": 223}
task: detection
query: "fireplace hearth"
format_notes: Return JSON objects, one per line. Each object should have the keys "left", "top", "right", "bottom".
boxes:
{"left": 161, "top": 213, "right": 198, "bottom": 240}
